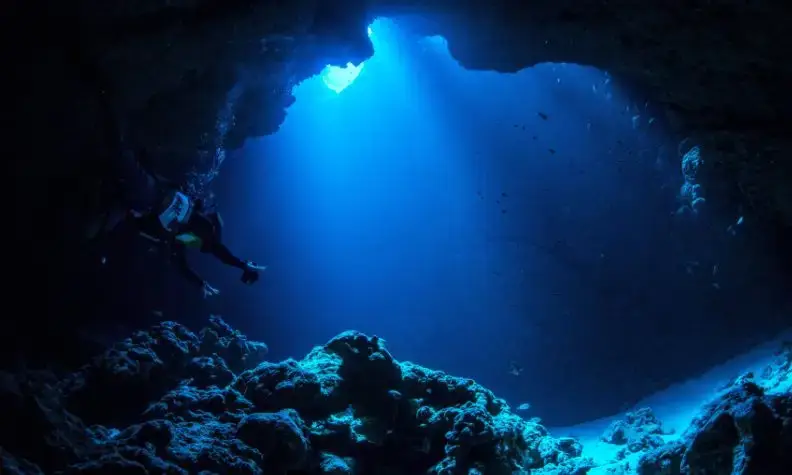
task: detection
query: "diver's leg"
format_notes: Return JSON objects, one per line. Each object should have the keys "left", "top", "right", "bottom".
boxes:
{"left": 102, "top": 207, "right": 128, "bottom": 234}
{"left": 116, "top": 149, "right": 158, "bottom": 211}
{"left": 85, "top": 197, "right": 130, "bottom": 240}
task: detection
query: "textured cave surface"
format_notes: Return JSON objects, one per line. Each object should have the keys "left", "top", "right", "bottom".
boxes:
{"left": 12, "top": 0, "right": 792, "bottom": 216}
{"left": 1, "top": 317, "right": 790, "bottom": 475}
{"left": 8, "top": 1, "right": 791, "bottom": 307}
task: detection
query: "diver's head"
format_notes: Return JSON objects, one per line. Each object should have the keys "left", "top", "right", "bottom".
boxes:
{"left": 195, "top": 193, "right": 219, "bottom": 214}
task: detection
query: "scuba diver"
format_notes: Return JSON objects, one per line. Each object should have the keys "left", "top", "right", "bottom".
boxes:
{"left": 90, "top": 148, "right": 266, "bottom": 298}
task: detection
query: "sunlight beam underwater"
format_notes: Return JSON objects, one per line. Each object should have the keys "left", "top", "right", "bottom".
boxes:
{"left": 320, "top": 26, "right": 374, "bottom": 94}
{"left": 321, "top": 62, "right": 365, "bottom": 93}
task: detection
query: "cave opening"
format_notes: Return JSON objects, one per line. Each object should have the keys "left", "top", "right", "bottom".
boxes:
{"left": 319, "top": 26, "right": 374, "bottom": 94}
{"left": 210, "top": 17, "right": 733, "bottom": 426}
{"left": 5, "top": 4, "right": 792, "bottom": 473}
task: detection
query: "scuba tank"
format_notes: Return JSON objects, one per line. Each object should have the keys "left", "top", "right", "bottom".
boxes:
{"left": 157, "top": 189, "right": 194, "bottom": 232}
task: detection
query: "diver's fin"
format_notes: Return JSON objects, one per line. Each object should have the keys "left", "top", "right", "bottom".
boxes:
{"left": 85, "top": 207, "right": 127, "bottom": 242}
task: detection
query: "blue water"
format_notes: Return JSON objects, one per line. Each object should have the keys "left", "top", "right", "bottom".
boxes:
{"left": 92, "top": 18, "right": 788, "bottom": 427}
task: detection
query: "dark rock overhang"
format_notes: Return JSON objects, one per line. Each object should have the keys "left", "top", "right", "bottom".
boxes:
{"left": 9, "top": 0, "right": 792, "bottom": 241}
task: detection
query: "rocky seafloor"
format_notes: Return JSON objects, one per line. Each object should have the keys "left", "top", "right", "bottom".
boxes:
{"left": 1, "top": 316, "right": 790, "bottom": 475}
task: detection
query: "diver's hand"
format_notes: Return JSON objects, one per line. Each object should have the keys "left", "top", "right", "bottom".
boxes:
{"left": 201, "top": 281, "right": 220, "bottom": 298}
{"left": 246, "top": 261, "right": 267, "bottom": 271}
{"left": 241, "top": 261, "right": 265, "bottom": 285}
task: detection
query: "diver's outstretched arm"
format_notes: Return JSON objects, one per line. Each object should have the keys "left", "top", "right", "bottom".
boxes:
{"left": 203, "top": 241, "right": 265, "bottom": 285}
{"left": 206, "top": 241, "right": 248, "bottom": 270}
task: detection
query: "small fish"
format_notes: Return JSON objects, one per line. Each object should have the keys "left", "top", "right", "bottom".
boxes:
{"left": 501, "top": 192, "right": 508, "bottom": 197}
{"left": 548, "top": 148, "right": 556, "bottom": 155}
{"left": 727, "top": 215, "right": 745, "bottom": 235}
{"left": 517, "top": 402, "right": 532, "bottom": 412}
{"left": 538, "top": 112, "right": 548, "bottom": 120}
{"left": 685, "top": 260, "right": 700, "bottom": 275}
{"left": 632, "top": 115, "right": 640, "bottom": 129}
{"left": 712, "top": 283, "right": 721, "bottom": 290}
{"left": 509, "top": 360, "right": 524, "bottom": 377}
{"left": 100, "top": 256, "right": 107, "bottom": 265}
{"left": 712, "top": 264, "right": 719, "bottom": 276}
{"left": 152, "top": 310, "right": 163, "bottom": 317}
{"left": 592, "top": 84, "right": 597, "bottom": 93}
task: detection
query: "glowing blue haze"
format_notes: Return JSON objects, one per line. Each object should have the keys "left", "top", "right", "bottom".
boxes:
{"left": 238, "top": 16, "right": 681, "bottom": 427}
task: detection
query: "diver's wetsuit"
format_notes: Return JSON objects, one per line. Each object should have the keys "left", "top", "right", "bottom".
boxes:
{"left": 132, "top": 203, "right": 249, "bottom": 287}
{"left": 97, "top": 148, "right": 258, "bottom": 288}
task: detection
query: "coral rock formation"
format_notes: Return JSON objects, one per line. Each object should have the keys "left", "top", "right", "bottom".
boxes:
{"left": 600, "top": 407, "right": 672, "bottom": 456}
{"left": 2, "top": 318, "right": 789, "bottom": 474}
{"left": 622, "top": 347, "right": 791, "bottom": 475}
{"left": 0, "top": 318, "right": 577, "bottom": 474}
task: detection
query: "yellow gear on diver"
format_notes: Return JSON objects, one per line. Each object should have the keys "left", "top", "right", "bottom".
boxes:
{"left": 175, "top": 232, "right": 203, "bottom": 248}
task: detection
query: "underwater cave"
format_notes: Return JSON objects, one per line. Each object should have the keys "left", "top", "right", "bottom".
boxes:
{"left": 5, "top": 2, "right": 792, "bottom": 474}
